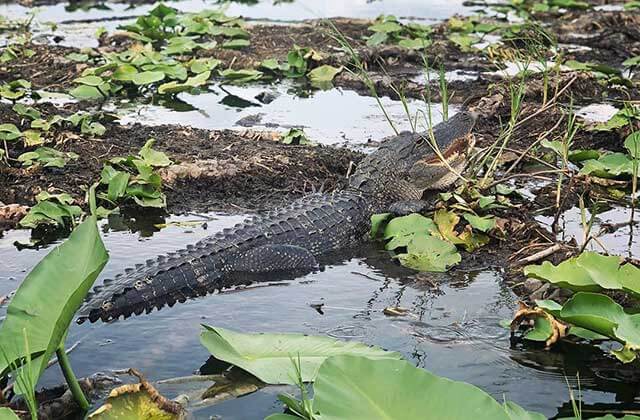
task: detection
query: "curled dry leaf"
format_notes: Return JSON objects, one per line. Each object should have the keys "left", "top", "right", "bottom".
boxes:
{"left": 510, "top": 302, "right": 568, "bottom": 348}
{"left": 88, "top": 368, "right": 185, "bottom": 419}
{"left": 383, "top": 307, "right": 410, "bottom": 316}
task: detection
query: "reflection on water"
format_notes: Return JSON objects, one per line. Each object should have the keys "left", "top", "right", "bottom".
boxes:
{"left": 1, "top": 0, "right": 471, "bottom": 25}
{"left": 2, "top": 212, "right": 637, "bottom": 418}
{"left": 116, "top": 82, "right": 452, "bottom": 147}
{"left": 536, "top": 204, "right": 639, "bottom": 259}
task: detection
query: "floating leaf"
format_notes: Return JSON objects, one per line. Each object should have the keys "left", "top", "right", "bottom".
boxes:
{"left": 381, "top": 213, "right": 437, "bottom": 250}
{"left": 307, "top": 65, "right": 342, "bottom": 88}
{"left": 396, "top": 235, "right": 461, "bottom": 272}
{"left": 132, "top": 71, "right": 165, "bottom": 86}
{"left": 312, "top": 356, "right": 519, "bottom": 420}
{"left": 199, "top": 325, "right": 402, "bottom": 385}
{"left": 139, "top": 139, "right": 172, "bottom": 167}
{"left": 219, "top": 69, "right": 263, "bottom": 84}
{"left": 524, "top": 251, "right": 640, "bottom": 298}
{"left": 70, "top": 85, "right": 106, "bottom": 100}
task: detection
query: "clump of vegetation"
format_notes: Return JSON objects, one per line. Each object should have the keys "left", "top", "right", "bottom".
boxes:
{"left": 98, "top": 139, "right": 172, "bottom": 211}
{"left": 259, "top": 45, "right": 343, "bottom": 88}
{"left": 365, "top": 15, "right": 432, "bottom": 50}
{"left": 19, "top": 191, "right": 82, "bottom": 229}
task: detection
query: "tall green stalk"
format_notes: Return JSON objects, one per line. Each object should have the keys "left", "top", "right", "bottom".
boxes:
{"left": 56, "top": 344, "right": 89, "bottom": 411}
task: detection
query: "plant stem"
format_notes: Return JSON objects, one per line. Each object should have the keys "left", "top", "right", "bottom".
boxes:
{"left": 56, "top": 345, "right": 89, "bottom": 411}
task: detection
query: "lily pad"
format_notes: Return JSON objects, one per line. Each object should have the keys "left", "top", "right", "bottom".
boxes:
{"left": 313, "top": 355, "right": 525, "bottom": 420}
{"left": 524, "top": 251, "right": 640, "bottom": 298}
{"left": 396, "top": 235, "right": 461, "bottom": 272}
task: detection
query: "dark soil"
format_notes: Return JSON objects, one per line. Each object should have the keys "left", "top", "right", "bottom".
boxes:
{"left": 0, "top": 44, "right": 86, "bottom": 90}
{"left": 0, "top": 102, "right": 363, "bottom": 230}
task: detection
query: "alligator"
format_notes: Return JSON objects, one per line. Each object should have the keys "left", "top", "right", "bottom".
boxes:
{"left": 78, "top": 111, "right": 477, "bottom": 323}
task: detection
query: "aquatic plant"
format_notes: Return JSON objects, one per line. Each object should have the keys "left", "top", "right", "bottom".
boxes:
{"left": 0, "top": 190, "right": 109, "bottom": 410}
{"left": 98, "top": 139, "right": 172, "bottom": 210}
{"left": 200, "top": 325, "right": 402, "bottom": 385}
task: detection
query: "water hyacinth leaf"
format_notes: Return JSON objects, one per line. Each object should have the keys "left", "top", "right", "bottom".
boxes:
{"left": 65, "top": 52, "right": 89, "bottom": 62}
{"left": 397, "top": 37, "right": 431, "bottom": 50}
{"left": 569, "top": 326, "right": 609, "bottom": 341}
{"left": 19, "top": 198, "right": 82, "bottom": 228}
{"left": 0, "top": 216, "right": 108, "bottom": 395}
{"left": 382, "top": 213, "right": 437, "bottom": 250}
{"left": 199, "top": 325, "right": 402, "bottom": 385}
{"left": 463, "top": 213, "right": 496, "bottom": 232}
{"left": 312, "top": 355, "right": 515, "bottom": 420}
{"left": 369, "top": 21, "right": 403, "bottom": 33}
{"left": 281, "top": 128, "right": 310, "bottom": 145}
{"left": 568, "top": 149, "right": 600, "bottom": 163}
{"left": 396, "top": 235, "right": 461, "bottom": 272}
{"left": 580, "top": 153, "right": 636, "bottom": 178}
{"left": 219, "top": 69, "right": 263, "bottom": 84}
{"left": 190, "top": 58, "right": 221, "bottom": 74}
{"left": 12, "top": 103, "right": 41, "bottom": 120}
{"left": 111, "top": 64, "right": 138, "bottom": 82}
{"left": 307, "top": 65, "right": 342, "bottom": 88}
{"left": 70, "top": 85, "right": 105, "bottom": 100}
{"left": 74, "top": 75, "right": 104, "bottom": 86}
{"left": 132, "top": 71, "right": 165, "bottom": 86}
{"left": 139, "top": 139, "right": 172, "bottom": 167}
{"left": 366, "top": 31, "right": 388, "bottom": 46}
{"left": 524, "top": 251, "right": 640, "bottom": 298}
{"left": 107, "top": 171, "right": 130, "bottom": 202}
{"left": 0, "top": 123, "right": 22, "bottom": 141}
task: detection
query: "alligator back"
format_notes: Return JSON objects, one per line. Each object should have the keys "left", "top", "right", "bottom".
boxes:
{"left": 78, "top": 190, "right": 369, "bottom": 323}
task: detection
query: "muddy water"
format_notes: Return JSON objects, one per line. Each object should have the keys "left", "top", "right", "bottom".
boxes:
{"left": 1, "top": 213, "right": 637, "bottom": 418}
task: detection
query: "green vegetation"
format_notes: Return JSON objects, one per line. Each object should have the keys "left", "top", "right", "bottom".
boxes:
{"left": 98, "top": 139, "right": 172, "bottom": 210}
{"left": 0, "top": 195, "right": 108, "bottom": 412}
{"left": 19, "top": 191, "right": 82, "bottom": 229}
{"left": 200, "top": 325, "right": 402, "bottom": 385}
{"left": 365, "top": 15, "right": 432, "bottom": 50}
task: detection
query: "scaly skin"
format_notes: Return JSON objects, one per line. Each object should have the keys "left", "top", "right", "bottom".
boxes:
{"left": 78, "top": 112, "right": 477, "bottom": 323}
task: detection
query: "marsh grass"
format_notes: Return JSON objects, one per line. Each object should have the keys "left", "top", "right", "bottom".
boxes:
{"left": 0, "top": 330, "right": 38, "bottom": 420}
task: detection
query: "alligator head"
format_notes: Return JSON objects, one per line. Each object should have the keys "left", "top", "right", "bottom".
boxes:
{"left": 348, "top": 110, "right": 477, "bottom": 211}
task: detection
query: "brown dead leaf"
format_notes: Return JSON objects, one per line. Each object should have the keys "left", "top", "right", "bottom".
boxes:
{"left": 510, "top": 301, "right": 568, "bottom": 348}
{"left": 383, "top": 307, "right": 410, "bottom": 317}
